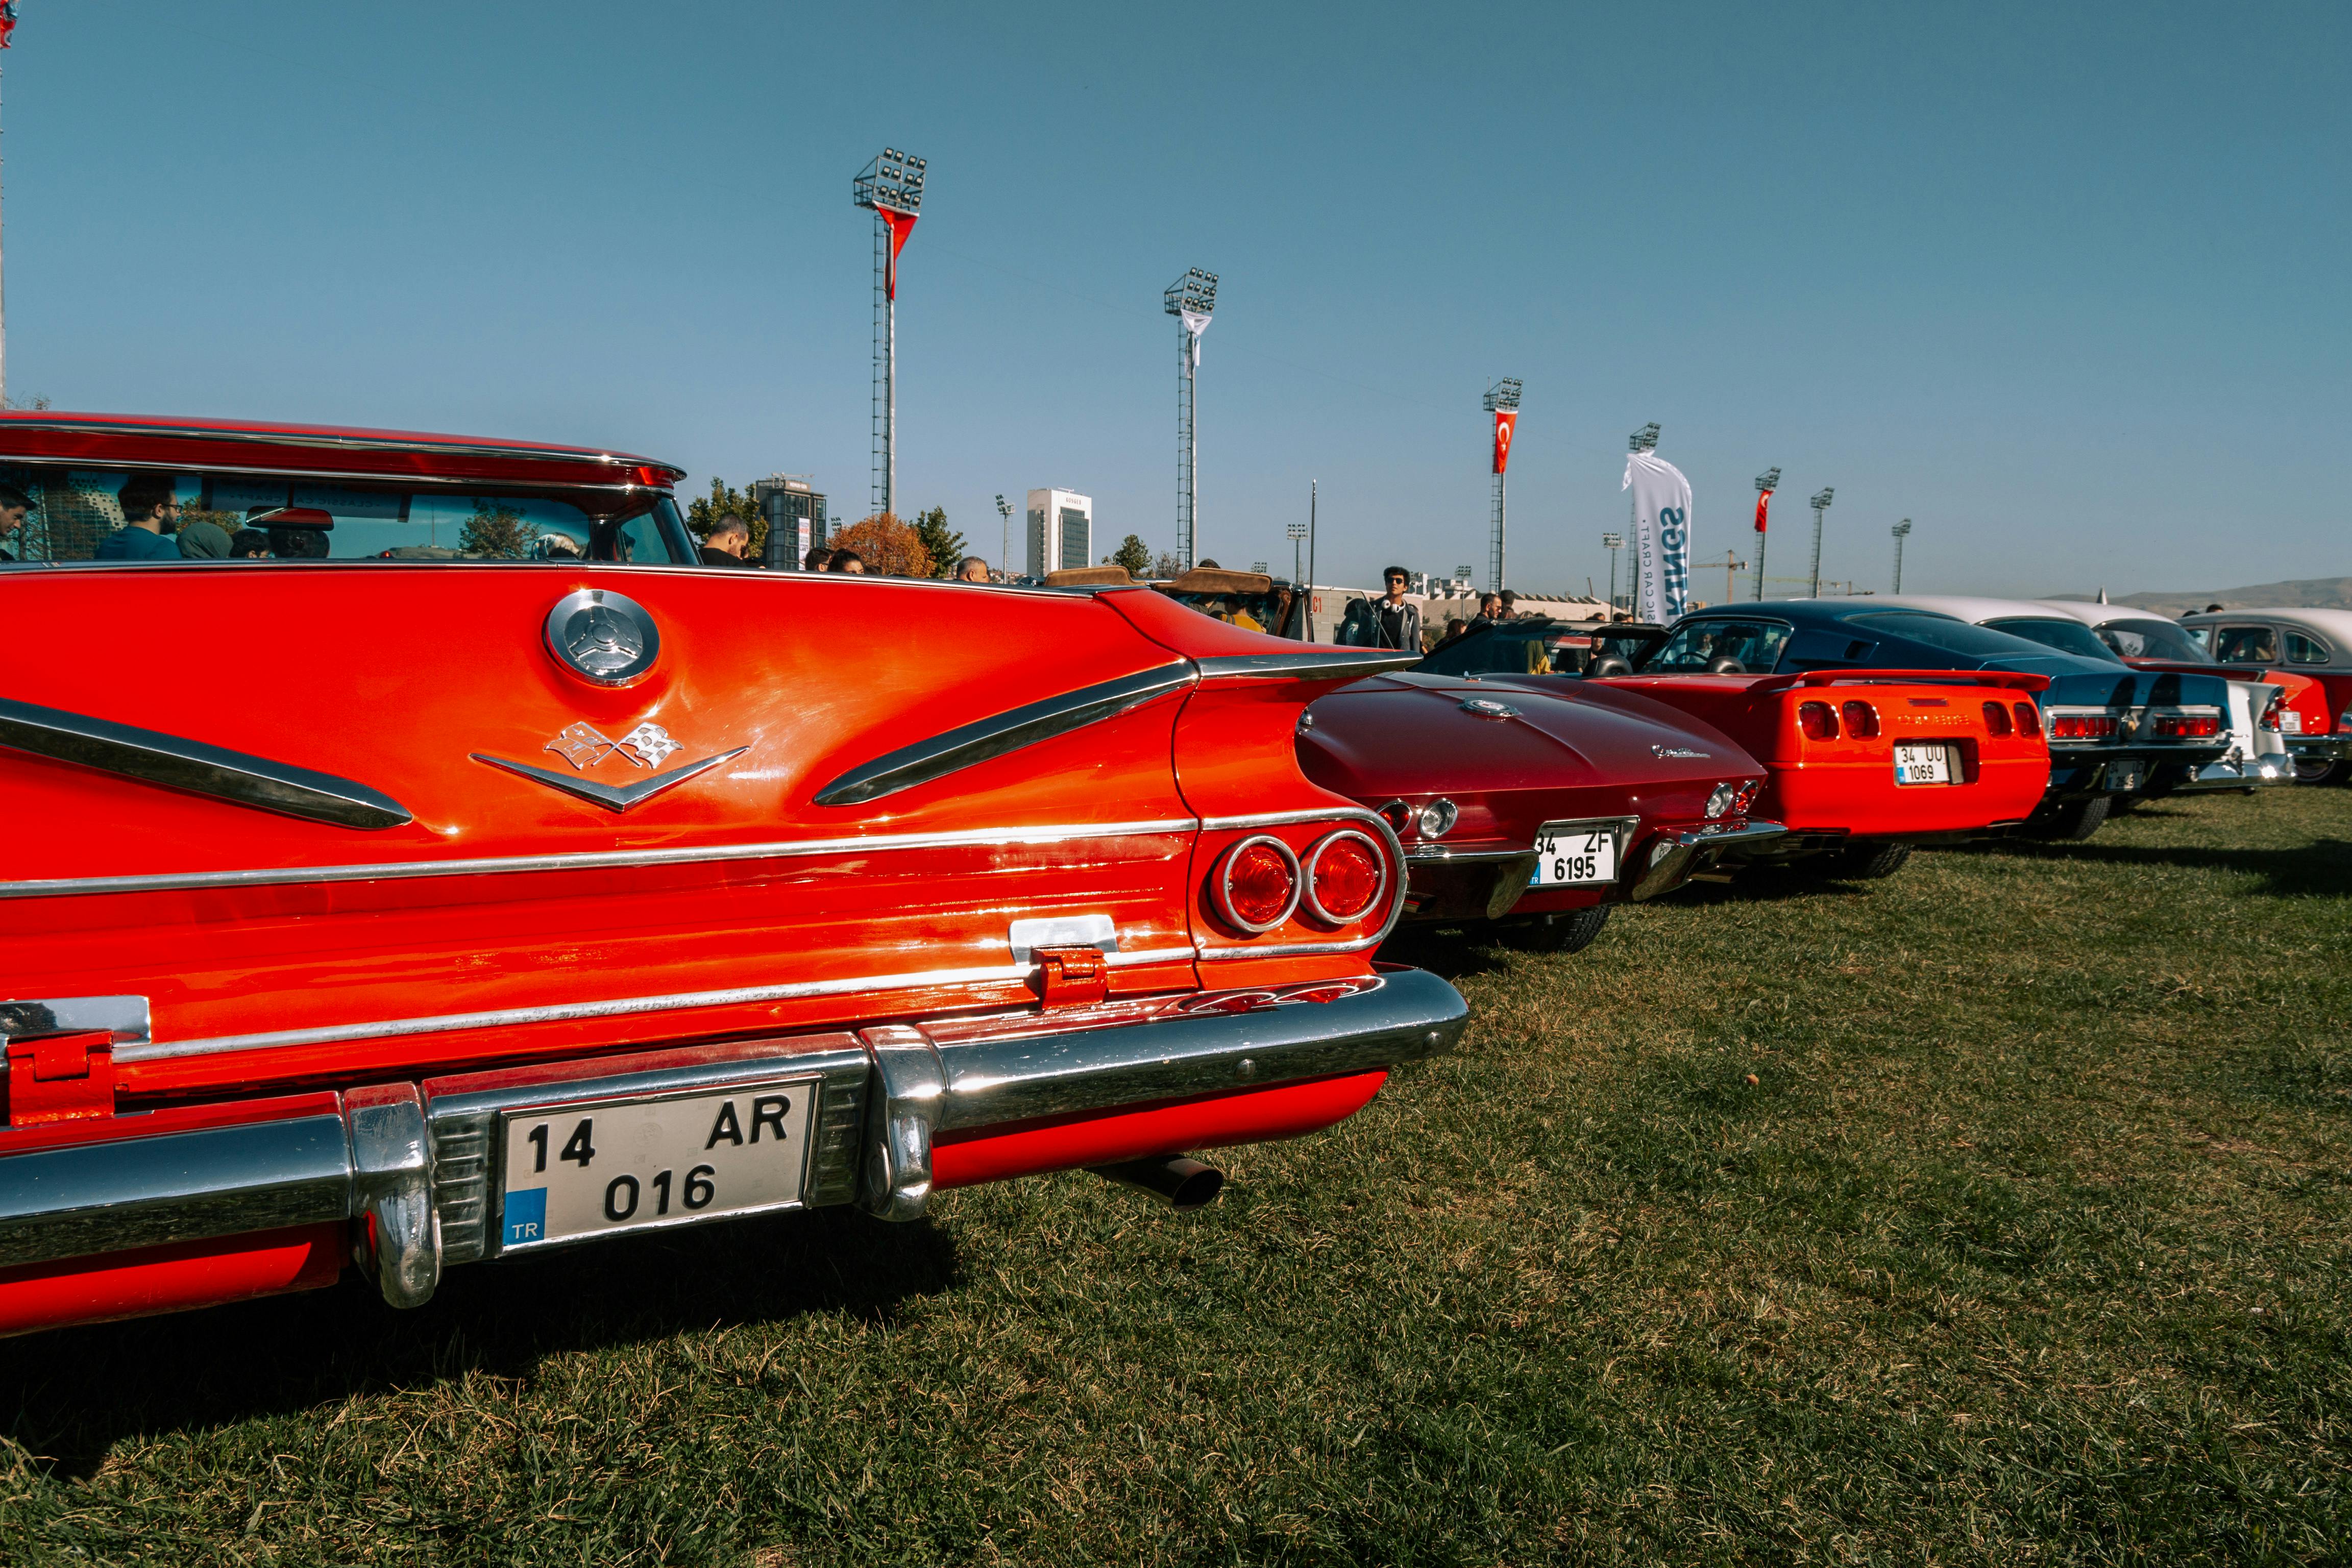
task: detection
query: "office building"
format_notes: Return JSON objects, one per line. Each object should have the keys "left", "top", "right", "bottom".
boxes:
{"left": 1025, "top": 487, "right": 1092, "bottom": 577}
{"left": 752, "top": 475, "right": 827, "bottom": 569}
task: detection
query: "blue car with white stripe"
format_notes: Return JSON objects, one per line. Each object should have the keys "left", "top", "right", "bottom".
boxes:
{"left": 1622, "top": 600, "right": 2234, "bottom": 839}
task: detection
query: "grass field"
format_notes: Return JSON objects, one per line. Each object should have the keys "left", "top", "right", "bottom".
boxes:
{"left": 5, "top": 787, "right": 2349, "bottom": 1566}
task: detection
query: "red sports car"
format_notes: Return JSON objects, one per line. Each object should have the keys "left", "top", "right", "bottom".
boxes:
{"left": 1422, "top": 620, "right": 2053, "bottom": 878}
{"left": 0, "top": 412, "right": 1463, "bottom": 1336}
{"left": 1297, "top": 671, "right": 1784, "bottom": 952}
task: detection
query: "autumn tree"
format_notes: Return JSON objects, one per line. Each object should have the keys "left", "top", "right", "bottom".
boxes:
{"left": 910, "top": 506, "right": 965, "bottom": 577}
{"left": 828, "top": 512, "right": 933, "bottom": 577}
{"left": 1150, "top": 549, "right": 1185, "bottom": 579}
{"left": 461, "top": 500, "right": 532, "bottom": 558}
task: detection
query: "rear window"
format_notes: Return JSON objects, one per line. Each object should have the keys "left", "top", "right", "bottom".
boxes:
{"left": 2286, "top": 630, "right": 2333, "bottom": 665}
{"left": 1844, "top": 611, "right": 2054, "bottom": 659}
{"left": 2211, "top": 625, "right": 2280, "bottom": 664}
{"left": 1984, "top": 617, "right": 2124, "bottom": 663}
{"left": 1643, "top": 619, "right": 1792, "bottom": 673}
{"left": 2095, "top": 619, "right": 2212, "bottom": 662}
{"left": 1420, "top": 623, "right": 1612, "bottom": 676}
{"left": 1, "top": 464, "right": 693, "bottom": 565}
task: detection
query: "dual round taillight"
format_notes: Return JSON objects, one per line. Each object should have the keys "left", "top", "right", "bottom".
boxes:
{"left": 1982, "top": 699, "right": 2014, "bottom": 736}
{"left": 1214, "top": 829, "right": 1388, "bottom": 934}
{"left": 2013, "top": 701, "right": 2041, "bottom": 737}
{"left": 1841, "top": 700, "right": 1880, "bottom": 738}
{"left": 1798, "top": 700, "right": 1840, "bottom": 740}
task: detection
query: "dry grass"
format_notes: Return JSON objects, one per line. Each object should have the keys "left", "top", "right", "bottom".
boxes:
{"left": 4, "top": 787, "right": 2347, "bottom": 1565}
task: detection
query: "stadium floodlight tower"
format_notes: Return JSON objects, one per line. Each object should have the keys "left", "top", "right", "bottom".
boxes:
{"left": 1286, "top": 519, "right": 1308, "bottom": 584}
{"left": 853, "top": 147, "right": 926, "bottom": 518}
{"left": 1891, "top": 518, "right": 1913, "bottom": 594}
{"left": 1807, "top": 486, "right": 1835, "bottom": 598}
{"left": 1164, "top": 268, "right": 1218, "bottom": 570}
{"left": 1601, "top": 531, "right": 1625, "bottom": 611}
{"left": 995, "top": 494, "right": 1012, "bottom": 577}
{"left": 1752, "top": 466, "right": 1782, "bottom": 600}
{"left": 1483, "top": 379, "right": 1523, "bottom": 591}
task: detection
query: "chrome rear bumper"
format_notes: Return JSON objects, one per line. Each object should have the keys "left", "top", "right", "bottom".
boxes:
{"left": 2287, "top": 734, "right": 2352, "bottom": 761}
{"left": 0, "top": 969, "right": 1466, "bottom": 1311}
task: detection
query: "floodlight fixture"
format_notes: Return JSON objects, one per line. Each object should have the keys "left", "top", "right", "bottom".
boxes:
{"left": 1806, "top": 487, "right": 1835, "bottom": 598}
{"left": 1164, "top": 268, "right": 1218, "bottom": 317}
{"left": 1756, "top": 467, "right": 1781, "bottom": 493}
{"left": 1601, "top": 531, "right": 1626, "bottom": 612}
{"left": 1891, "top": 518, "right": 1913, "bottom": 594}
{"left": 1629, "top": 422, "right": 1660, "bottom": 453}
{"left": 852, "top": 148, "right": 926, "bottom": 214}
{"left": 1165, "top": 268, "right": 1219, "bottom": 569}
{"left": 1482, "top": 378, "right": 1522, "bottom": 413}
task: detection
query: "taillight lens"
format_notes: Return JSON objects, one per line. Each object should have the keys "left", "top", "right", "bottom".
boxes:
{"left": 2013, "top": 701, "right": 2041, "bottom": 737}
{"left": 2152, "top": 714, "right": 2221, "bottom": 739}
{"left": 1840, "top": 700, "right": 1880, "bottom": 738}
{"left": 1731, "top": 780, "right": 1761, "bottom": 814}
{"left": 2049, "top": 713, "right": 2119, "bottom": 740}
{"left": 1981, "top": 700, "right": 2013, "bottom": 737}
{"left": 1303, "top": 830, "right": 1386, "bottom": 924}
{"left": 1217, "top": 836, "right": 1302, "bottom": 933}
{"left": 2259, "top": 695, "right": 2284, "bottom": 732}
{"left": 1798, "top": 700, "right": 1840, "bottom": 740}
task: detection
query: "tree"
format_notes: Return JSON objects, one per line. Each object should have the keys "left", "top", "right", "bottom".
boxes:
{"left": 461, "top": 500, "right": 532, "bottom": 559}
{"left": 829, "top": 512, "right": 932, "bottom": 577}
{"left": 684, "top": 478, "right": 770, "bottom": 560}
{"left": 1107, "top": 534, "right": 1153, "bottom": 577}
{"left": 1150, "top": 550, "right": 1185, "bottom": 579}
{"left": 910, "top": 506, "right": 965, "bottom": 578}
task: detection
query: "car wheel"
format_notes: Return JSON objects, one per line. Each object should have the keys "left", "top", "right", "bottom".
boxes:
{"left": 1820, "top": 841, "right": 1914, "bottom": 879}
{"left": 1499, "top": 905, "right": 1611, "bottom": 954}
{"left": 2292, "top": 757, "right": 2347, "bottom": 786}
{"left": 2035, "top": 795, "right": 2111, "bottom": 841}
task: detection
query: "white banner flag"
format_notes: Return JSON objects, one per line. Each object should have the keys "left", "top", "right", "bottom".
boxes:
{"left": 1180, "top": 309, "right": 1212, "bottom": 365}
{"left": 1623, "top": 449, "right": 1693, "bottom": 623}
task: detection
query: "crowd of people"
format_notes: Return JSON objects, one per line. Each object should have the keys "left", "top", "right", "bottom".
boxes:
{"left": 694, "top": 510, "right": 994, "bottom": 584}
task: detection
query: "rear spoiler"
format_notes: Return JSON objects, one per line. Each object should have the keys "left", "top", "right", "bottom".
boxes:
{"left": 1749, "top": 669, "right": 2053, "bottom": 695}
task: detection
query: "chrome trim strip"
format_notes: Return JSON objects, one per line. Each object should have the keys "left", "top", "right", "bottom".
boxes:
{"left": 1193, "top": 650, "right": 1418, "bottom": 681}
{"left": 0, "top": 418, "right": 682, "bottom": 476}
{"left": 930, "top": 968, "right": 1465, "bottom": 1132}
{"left": 0, "top": 454, "right": 656, "bottom": 494}
{"left": 0, "top": 1115, "right": 352, "bottom": 1269}
{"left": 1200, "top": 805, "right": 1387, "bottom": 831}
{"left": 0, "top": 697, "right": 412, "bottom": 830}
{"left": 0, "top": 817, "right": 1200, "bottom": 900}
{"left": 813, "top": 662, "right": 1197, "bottom": 806}
{"left": 0, "top": 994, "right": 151, "bottom": 1046}
{"left": 470, "top": 748, "right": 746, "bottom": 813}
{"left": 124, "top": 946, "right": 1201, "bottom": 1066}
{"left": 1404, "top": 844, "right": 1529, "bottom": 863}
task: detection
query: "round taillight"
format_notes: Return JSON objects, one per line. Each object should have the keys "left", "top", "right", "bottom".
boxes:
{"left": 1982, "top": 699, "right": 2013, "bottom": 736}
{"left": 1798, "top": 700, "right": 1840, "bottom": 740}
{"left": 1732, "top": 779, "right": 1761, "bottom": 814}
{"left": 1840, "top": 700, "right": 1880, "bottom": 738}
{"left": 2013, "top": 701, "right": 2041, "bottom": 737}
{"left": 1217, "top": 836, "right": 1302, "bottom": 933}
{"left": 1706, "top": 782, "right": 1736, "bottom": 819}
{"left": 1303, "top": 830, "right": 1386, "bottom": 924}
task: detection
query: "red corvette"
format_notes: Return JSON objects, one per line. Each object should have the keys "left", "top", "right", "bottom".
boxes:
{"left": 1297, "top": 672, "right": 1783, "bottom": 951}
{"left": 1423, "top": 620, "right": 2052, "bottom": 879}
{"left": 0, "top": 413, "right": 1464, "bottom": 1336}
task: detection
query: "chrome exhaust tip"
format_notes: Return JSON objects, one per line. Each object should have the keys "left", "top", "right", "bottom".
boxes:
{"left": 1088, "top": 1155, "right": 1225, "bottom": 1211}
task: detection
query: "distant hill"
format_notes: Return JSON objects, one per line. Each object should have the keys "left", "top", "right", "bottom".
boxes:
{"left": 2048, "top": 577, "right": 2352, "bottom": 618}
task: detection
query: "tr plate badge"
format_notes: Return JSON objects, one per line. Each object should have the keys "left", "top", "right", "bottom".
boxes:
{"left": 473, "top": 719, "right": 746, "bottom": 814}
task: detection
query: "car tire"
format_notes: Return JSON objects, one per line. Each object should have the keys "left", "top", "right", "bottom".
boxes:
{"left": 2036, "top": 795, "right": 2111, "bottom": 841}
{"left": 2292, "top": 757, "right": 2348, "bottom": 786}
{"left": 1820, "top": 841, "right": 1914, "bottom": 879}
{"left": 1499, "top": 905, "right": 1611, "bottom": 954}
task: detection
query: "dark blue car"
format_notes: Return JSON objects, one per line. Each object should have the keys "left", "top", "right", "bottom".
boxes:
{"left": 1614, "top": 602, "right": 2234, "bottom": 839}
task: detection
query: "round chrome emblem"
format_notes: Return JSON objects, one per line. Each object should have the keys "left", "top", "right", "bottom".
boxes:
{"left": 543, "top": 589, "right": 660, "bottom": 686}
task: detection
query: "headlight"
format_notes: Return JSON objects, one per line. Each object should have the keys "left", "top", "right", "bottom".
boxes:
{"left": 1417, "top": 798, "right": 1458, "bottom": 838}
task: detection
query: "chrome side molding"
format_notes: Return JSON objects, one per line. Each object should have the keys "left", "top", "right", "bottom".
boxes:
{"left": 1194, "top": 649, "right": 1417, "bottom": 681}
{"left": 0, "top": 697, "right": 412, "bottom": 830}
{"left": 0, "top": 995, "right": 150, "bottom": 1050}
{"left": 815, "top": 662, "right": 1197, "bottom": 806}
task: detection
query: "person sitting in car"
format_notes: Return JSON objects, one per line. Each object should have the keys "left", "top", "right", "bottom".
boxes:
{"left": 228, "top": 529, "right": 273, "bottom": 559}
{"left": 828, "top": 548, "right": 866, "bottom": 574}
{"left": 95, "top": 474, "right": 184, "bottom": 559}
{"left": 0, "top": 483, "right": 32, "bottom": 561}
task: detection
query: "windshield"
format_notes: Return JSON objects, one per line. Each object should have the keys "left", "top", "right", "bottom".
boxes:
{"left": 1159, "top": 586, "right": 1303, "bottom": 637}
{"left": 2094, "top": 619, "right": 2212, "bottom": 662}
{"left": 1419, "top": 623, "right": 1596, "bottom": 676}
{"left": 2210, "top": 625, "right": 2280, "bottom": 664}
{"left": 1844, "top": 611, "right": 2060, "bottom": 659}
{"left": 1, "top": 463, "right": 694, "bottom": 565}
{"left": 1644, "top": 619, "right": 1793, "bottom": 673}
{"left": 1983, "top": 617, "right": 2126, "bottom": 663}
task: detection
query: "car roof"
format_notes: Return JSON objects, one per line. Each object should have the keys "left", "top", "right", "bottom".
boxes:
{"left": 2179, "top": 606, "right": 2352, "bottom": 635}
{"left": 0, "top": 410, "right": 686, "bottom": 489}
{"left": 2028, "top": 600, "right": 2180, "bottom": 629}
{"left": 1867, "top": 594, "right": 2097, "bottom": 625}
{"left": 1685, "top": 599, "right": 1968, "bottom": 627}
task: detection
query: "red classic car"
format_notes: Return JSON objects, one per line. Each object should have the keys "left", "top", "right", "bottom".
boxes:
{"left": 1422, "top": 620, "right": 2052, "bottom": 877}
{"left": 2181, "top": 608, "right": 2352, "bottom": 785}
{"left": 1297, "top": 672, "right": 1784, "bottom": 951}
{"left": 0, "top": 413, "right": 1465, "bottom": 1336}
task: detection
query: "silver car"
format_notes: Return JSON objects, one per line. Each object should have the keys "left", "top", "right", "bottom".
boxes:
{"left": 2179, "top": 608, "right": 2352, "bottom": 784}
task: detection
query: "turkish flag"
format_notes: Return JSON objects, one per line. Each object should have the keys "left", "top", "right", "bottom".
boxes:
{"left": 878, "top": 206, "right": 918, "bottom": 301}
{"left": 1492, "top": 409, "right": 1518, "bottom": 476}
{"left": 1754, "top": 488, "right": 1773, "bottom": 533}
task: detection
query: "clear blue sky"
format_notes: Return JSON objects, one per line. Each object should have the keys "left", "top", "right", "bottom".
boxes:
{"left": 8, "top": 1, "right": 2344, "bottom": 596}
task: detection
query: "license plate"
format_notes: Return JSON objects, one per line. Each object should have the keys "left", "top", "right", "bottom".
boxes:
{"left": 1894, "top": 743, "right": 1953, "bottom": 785}
{"left": 2104, "top": 760, "right": 2145, "bottom": 792}
{"left": 498, "top": 1080, "right": 816, "bottom": 1253}
{"left": 1530, "top": 822, "right": 1620, "bottom": 886}
{"left": 2281, "top": 712, "right": 2304, "bottom": 733}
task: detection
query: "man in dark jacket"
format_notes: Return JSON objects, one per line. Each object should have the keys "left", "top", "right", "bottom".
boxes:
{"left": 95, "top": 474, "right": 184, "bottom": 559}
{"left": 1370, "top": 566, "right": 1421, "bottom": 652}
{"left": 699, "top": 513, "right": 754, "bottom": 566}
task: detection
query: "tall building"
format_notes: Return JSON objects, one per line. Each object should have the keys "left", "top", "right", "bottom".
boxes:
{"left": 1025, "top": 487, "right": 1092, "bottom": 577}
{"left": 752, "top": 475, "right": 827, "bottom": 569}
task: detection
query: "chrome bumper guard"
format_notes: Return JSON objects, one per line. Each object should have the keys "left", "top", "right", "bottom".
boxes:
{"left": 0, "top": 969, "right": 1466, "bottom": 1309}
{"left": 1631, "top": 818, "right": 1789, "bottom": 900}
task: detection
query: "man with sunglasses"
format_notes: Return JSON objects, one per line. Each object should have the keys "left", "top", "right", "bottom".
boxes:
{"left": 1373, "top": 565, "right": 1422, "bottom": 652}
